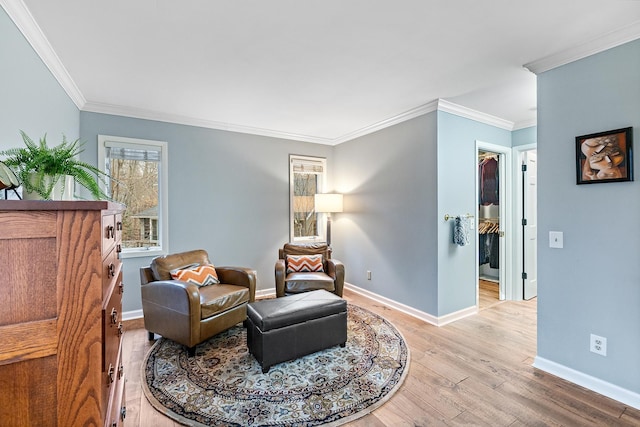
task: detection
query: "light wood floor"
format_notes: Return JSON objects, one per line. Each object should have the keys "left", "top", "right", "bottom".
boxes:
{"left": 478, "top": 279, "right": 500, "bottom": 311}
{"left": 123, "top": 288, "right": 640, "bottom": 426}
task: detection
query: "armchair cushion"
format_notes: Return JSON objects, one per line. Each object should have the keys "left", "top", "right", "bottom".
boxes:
{"left": 199, "top": 284, "right": 250, "bottom": 320}
{"left": 284, "top": 272, "right": 335, "bottom": 294}
{"left": 170, "top": 263, "right": 219, "bottom": 287}
{"left": 286, "top": 254, "right": 324, "bottom": 273}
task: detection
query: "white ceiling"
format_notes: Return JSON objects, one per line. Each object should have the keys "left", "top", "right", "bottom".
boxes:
{"left": 6, "top": 1, "right": 640, "bottom": 144}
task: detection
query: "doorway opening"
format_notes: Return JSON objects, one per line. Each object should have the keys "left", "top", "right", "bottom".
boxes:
{"left": 476, "top": 141, "right": 512, "bottom": 310}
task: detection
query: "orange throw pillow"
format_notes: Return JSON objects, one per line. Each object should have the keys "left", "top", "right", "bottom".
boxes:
{"left": 171, "top": 263, "right": 219, "bottom": 287}
{"left": 286, "top": 254, "right": 324, "bottom": 273}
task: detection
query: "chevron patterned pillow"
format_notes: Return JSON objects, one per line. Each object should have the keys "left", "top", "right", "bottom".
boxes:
{"left": 286, "top": 254, "right": 324, "bottom": 273}
{"left": 170, "top": 263, "right": 220, "bottom": 287}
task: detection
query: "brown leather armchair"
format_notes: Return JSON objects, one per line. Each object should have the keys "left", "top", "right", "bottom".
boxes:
{"left": 275, "top": 243, "right": 344, "bottom": 297}
{"left": 140, "top": 249, "right": 256, "bottom": 356}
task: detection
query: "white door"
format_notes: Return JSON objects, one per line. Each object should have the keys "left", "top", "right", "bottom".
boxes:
{"left": 498, "top": 152, "right": 507, "bottom": 300}
{"left": 523, "top": 150, "right": 537, "bottom": 300}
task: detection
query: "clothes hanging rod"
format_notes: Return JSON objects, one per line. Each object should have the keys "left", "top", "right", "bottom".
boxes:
{"left": 444, "top": 213, "right": 474, "bottom": 221}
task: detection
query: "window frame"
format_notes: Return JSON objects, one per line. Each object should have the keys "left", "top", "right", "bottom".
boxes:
{"left": 289, "top": 154, "right": 327, "bottom": 243}
{"left": 98, "top": 135, "right": 169, "bottom": 258}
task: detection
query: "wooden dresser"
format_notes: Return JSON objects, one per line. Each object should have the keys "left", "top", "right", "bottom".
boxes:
{"left": 0, "top": 201, "right": 126, "bottom": 427}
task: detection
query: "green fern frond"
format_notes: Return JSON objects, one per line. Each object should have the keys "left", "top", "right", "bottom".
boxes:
{"left": 0, "top": 131, "right": 112, "bottom": 200}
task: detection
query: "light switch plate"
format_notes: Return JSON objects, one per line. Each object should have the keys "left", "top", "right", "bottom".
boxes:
{"left": 549, "top": 231, "right": 563, "bottom": 248}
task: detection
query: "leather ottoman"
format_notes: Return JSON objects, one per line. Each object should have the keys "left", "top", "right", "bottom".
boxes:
{"left": 246, "top": 290, "right": 347, "bottom": 373}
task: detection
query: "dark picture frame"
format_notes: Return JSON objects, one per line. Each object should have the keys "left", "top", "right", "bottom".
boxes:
{"left": 576, "top": 127, "right": 633, "bottom": 184}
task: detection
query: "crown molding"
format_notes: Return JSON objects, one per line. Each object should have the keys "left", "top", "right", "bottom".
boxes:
{"left": 333, "top": 99, "right": 517, "bottom": 143}
{"left": 84, "top": 99, "right": 519, "bottom": 146}
{"left": 85, "top": 99, "right": 443, "bottom": 146}
{"left": 437, "top": 99, "right": 515, "bottom": 131}
{"left": 331, "top": 100, "right": 440, "bottom": 144}
{"left": 524, "top": 20, "right": 640, "bottom": 74}
{"left": 82, "top": 101, "right": 334, "bottom": 145}
{"left": 513, "top": 117, "right": 537, "bottom": 131}
{"left": 1, "top": 0, "right": 86, "bottom": 109}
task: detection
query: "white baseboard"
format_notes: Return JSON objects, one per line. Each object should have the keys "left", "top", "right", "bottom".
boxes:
{"left": 345, "top": 283, "right": 477, "bottom": 326}
{"left": 256, "top": 288, "right": 276, "bottom": 299}
{"left": 123, "top": 309, "right": 143, "bottom": 321}
{"left": 533, "top": 356, "right": 640, "bottom": 410}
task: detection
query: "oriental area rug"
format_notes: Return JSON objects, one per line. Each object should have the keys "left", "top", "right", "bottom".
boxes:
{"left": 142, "top": 304, "right": 409, "bottom": 426}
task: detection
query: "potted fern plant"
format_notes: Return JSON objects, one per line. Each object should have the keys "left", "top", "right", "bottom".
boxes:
{"left": 0, "top": 131, "right": 110, "bottom": 200}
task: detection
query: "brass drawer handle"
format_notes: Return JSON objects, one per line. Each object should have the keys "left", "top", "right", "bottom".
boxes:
{"left": 117, "top": 322, "right": 123, "bottom": 337}
{"left": 108, "top": 263, "right": 115, "bottom": 278}
{"left": 118, "top": 281, "right": 124, "bottom": 295}
{"left": 120, "top": 406, "right": 127, "bottom": 421}
{"left": 107, "top": 225, "right": 114, "bottom": 239}
{"left": 116, "top": 221, "right": 123, "bottom": 231}
{"left": 111, "top": 308, "right": 118, "bottom": 325}
{"left": 118, "top": 363, "right": 124, "bottom": 380}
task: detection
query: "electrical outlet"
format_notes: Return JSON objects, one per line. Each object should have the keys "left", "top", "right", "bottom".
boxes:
{"left": 590, "top": 334, "right": 607, "bottom": 356}
{"left": 367, "top": 270, "right": 372, "bottom": 280}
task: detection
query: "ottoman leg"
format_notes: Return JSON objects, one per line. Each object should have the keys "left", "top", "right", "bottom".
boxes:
{"left": 187, "top": 346, "right": 196, "bottom": 357}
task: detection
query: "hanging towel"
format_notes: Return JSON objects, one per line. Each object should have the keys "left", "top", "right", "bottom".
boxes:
{"left": 453, "top": 216, "right": 470, "bottom": 246}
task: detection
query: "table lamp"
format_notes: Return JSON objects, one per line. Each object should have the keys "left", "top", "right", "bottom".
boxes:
{"left": 314, "top": 193, "right": 343, "bottom": 247}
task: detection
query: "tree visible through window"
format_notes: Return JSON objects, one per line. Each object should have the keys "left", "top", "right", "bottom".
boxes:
{"left": 99, "top": 136, "right": 168, "bottom": 256}
{"left": 290, "top": 155, "right": 325, "bottom": 242}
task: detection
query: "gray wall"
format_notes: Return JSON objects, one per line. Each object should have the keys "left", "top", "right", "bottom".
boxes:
{"left": 80, "top": 112, "right": 334, "bottom": 312}
{"left": 436, "top": 111, "right": 511, "bottom": 316}
{"left": 0, "top": 7, "right": 78, "bottom": 153}
{"left": 333, "top": 110, "right": 512, "bottom": 317}
{"left": 513, "top": 126, "right": 536, "bottom": 147}
{"left": 537, "top": 39, "right": 640, "bottom": 394}
{"left": 333, "top": 113, "right": 439, "bottom": 314}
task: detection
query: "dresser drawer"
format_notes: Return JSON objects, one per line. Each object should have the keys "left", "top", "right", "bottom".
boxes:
{"left": 103, "top": 344, "right": 125, "bottom": 427}
{"left": 102, "top": 248, "right": 122, "bottom": 300}
{"left": 102, "top": 278, "right": 123, "bottom": 372}
{"left": 102, "top": 214, "right": 117, "bottom": 255}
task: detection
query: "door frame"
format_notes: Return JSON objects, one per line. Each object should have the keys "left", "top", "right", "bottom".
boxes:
{"left": 476, "top": 141, "right": 513, "bottom": 303}
{"left": 512, "top": 143, "right": 537, "bottom": 301}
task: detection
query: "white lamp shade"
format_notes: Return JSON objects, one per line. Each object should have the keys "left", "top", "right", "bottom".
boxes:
{"left": 314, "top": 193, "right": 343, "bottom": 213}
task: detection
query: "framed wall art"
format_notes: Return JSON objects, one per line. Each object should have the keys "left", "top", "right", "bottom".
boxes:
{"left": 575, "top": 127, "right": 633, "bottom": 184}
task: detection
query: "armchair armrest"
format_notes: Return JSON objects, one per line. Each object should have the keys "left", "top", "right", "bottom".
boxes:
{"left": 216, "top": 266, "right": 257, "bottom": 302}
{"left": 326, "top": 258, "right": 345, "bottom": 297}
{"left": 275, "top": 259, "right": 286, "bottom": 297}
{"left": 140, "top": 279, "right": 203, "bottom": 348}
{"left": 141, "top": 280, "right": 201, "bottom": 316}
{"left": 140, "top": 266, "right": 155, "bottom": 286}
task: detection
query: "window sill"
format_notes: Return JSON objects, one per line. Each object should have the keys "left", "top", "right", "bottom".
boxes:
{"left": 120, "top": 248, "right": 166, "bottom": 259}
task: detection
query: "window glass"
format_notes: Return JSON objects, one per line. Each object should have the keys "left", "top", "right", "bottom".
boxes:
{"left": 99, "top": 136, "right": 168, "bottom": 257}
{"left": 290, "top": 155, "right": 325, "bottom": 242}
